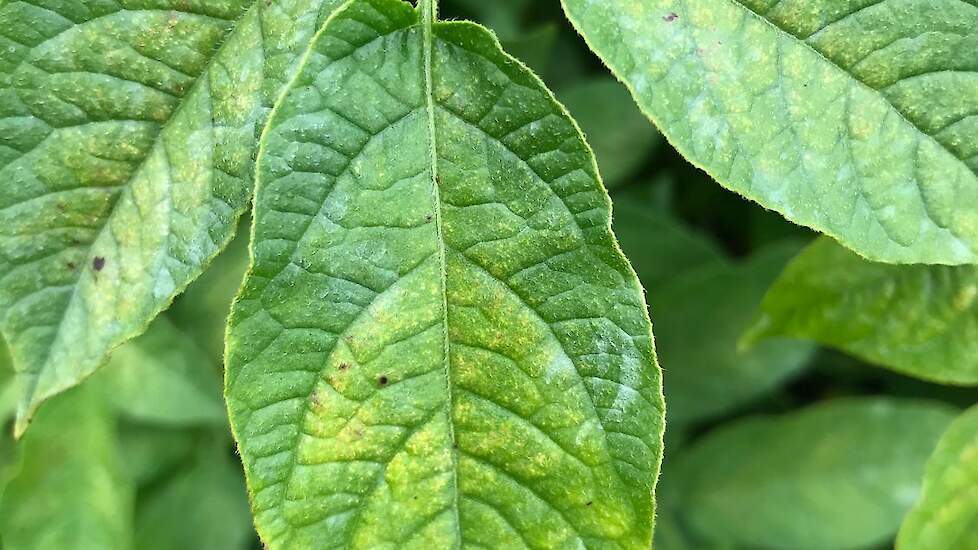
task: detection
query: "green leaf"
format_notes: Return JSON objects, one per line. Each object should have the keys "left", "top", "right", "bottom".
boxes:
{"left": 96, "top": 316, "right": 226, "bottom": 426}
{"left": 168, "top": 219, "right": 252, "bottom": 362}
{"left": 226, "top": 0, "right": 663, "bottom": 548}
{"left": 117, "top": 423, "right": 199, "bottom": 487}
{"left": 677, "top": 398, "right": 956, "bottom": 550}
{"left": 0, "top": 0, "right": 344, "bottom": 434}
{"left": 748, "top": 237, "right": 978, "bottom": 385}
{"left": 611, "top": 189, "right": 725, "bottom": 288}
{"left": 648, "top": 240, "right": 814, "bottom": 425}
{"left": 560, "top": 0, "right": 978, "bottom": 265}
{"left": 0, "top": 387, "right": 133, "bottom": 550}
{"left": 135, "top": 441, "right": 254, "bottom": 550}
{"left": 558, "top": 78, "right": 661, "bottom": 189}
{"left": 0, "top": 338, "right": 13, "bottom": 421}
{"left": 898, "top": 404, "right": 978, "bottom": 550}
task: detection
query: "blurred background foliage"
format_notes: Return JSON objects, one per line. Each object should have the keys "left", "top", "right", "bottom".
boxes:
{"left": 1, "top": 2, "right": 975, "bottom": 549}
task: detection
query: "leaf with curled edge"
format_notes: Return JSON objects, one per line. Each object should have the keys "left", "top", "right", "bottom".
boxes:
{"left": 746, "top": 236, "right": 978, "bottom": 385}
{"left": 225, "top": 0, "right": 663, "bottom": 547}
{"left": 0, "top": 0, "right": 345, "bottom": 435}
{"left": 561, "top": 0, "right": 978, "bottom": 265}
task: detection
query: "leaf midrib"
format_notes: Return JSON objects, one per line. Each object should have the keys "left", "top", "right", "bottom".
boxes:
{"left": 721, "top": 0, "right": 978, "bottom": 177}
{"left": 17, "top": 0, "right": 263, "bottom": 424}
{"left": 421, "top": 1, "right": 463, "bottom": 546}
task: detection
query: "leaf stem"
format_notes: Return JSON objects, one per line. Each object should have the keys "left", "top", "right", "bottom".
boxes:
{"left": 421, "top": 0, "right": 437, "bottom": 27}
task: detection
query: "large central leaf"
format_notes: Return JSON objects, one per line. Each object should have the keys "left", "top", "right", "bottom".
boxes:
{"left": 0, "top": 0, "right": 342, "bottom": 433}
{"left": 225, "top": 0, "right": 663, "bottom": 547}
{"left": 561, "top": 0, "right": 978, "bottom": 265}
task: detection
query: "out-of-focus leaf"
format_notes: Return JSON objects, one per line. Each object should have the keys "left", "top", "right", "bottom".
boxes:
{"left": 560, "top": 78, "right": 661, "bottom": 189}
{"left": 898, "top": 405, "right": 978, "bottom": 550}
{"left": 97, "top": 317, "right": 225, "bottom": 426}
{"left": 612, "top": 189, "right": 725, "bottom": 288}
{"left": 117, "top": 424, "right": 199, "bottom": 488}
{"left": 0, "top": 387, "right": 133, "bottom": 550}
{"left": 561, "top": 0, "right": 978, "bottom": 265}
{"left": 748, "top": 237, "right": 978, "bottom": 385}
{"left": 678, "top": 398, "right": 956, "bottom": 550}
{"left": 502, "top": 24, "right": 558, "bottom": 77}
{"left": 653, "top": 243, "right": 816, "bottom": 425}
{"left": 449, "top": 0, "right": 529, "bottom": 38}
{"left": 168, "top": 220, "right": 252, "bottom": 362}
{"left": 135, "top": 442, "right": 253, "bottom": 550}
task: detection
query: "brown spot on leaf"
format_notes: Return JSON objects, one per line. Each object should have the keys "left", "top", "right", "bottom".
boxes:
{"left": 66, "top": 262, "right": 76, "bottom": 270}
{"left": 378, "top": 375, "right": 389, "bottom": 386}
{"left": 338, "top": 363, "right": 350, "bottom": 371}
{"left": 92, "top": 256, "right": 105, "bottom": 271}
{"left": 663, "top": 13, "right": 678, "bottom": 22}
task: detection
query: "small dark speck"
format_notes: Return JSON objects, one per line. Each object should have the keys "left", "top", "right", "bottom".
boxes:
{"left": 378, "top": 375, "right": 389, "bottom": 386}
{"left": 92, "top": 256, "right": 105, "bottom": 272}
{"left": 66, "top": 262, "right": 76, "bottom": 270}
{"left": 338, "top": 362, "right": 350, "bottom": 371}
{"left": 425, "top": 215, "right": 433, "bottom": 222}
{"left": 586, "top": 501, "right": 593, "bottom": 506}
{"left": 663, "top": 13, "right": 678, "bottom": 22}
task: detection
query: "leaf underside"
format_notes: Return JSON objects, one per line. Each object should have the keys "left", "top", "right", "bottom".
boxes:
{"left": 561, "top": 0, "right": 978, "bottom": 265}
{"left": 750, "top": 237, "right": 978, "bottom": 385}
{"left": 0, "top": 0, "right": 338, "bottom": 433}
{"left": 226, "top": 0, "right": 663, "bottom": 548}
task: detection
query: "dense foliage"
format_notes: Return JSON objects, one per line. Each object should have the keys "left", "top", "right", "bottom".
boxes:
{"left": 1, "top": 0, "right": 976, "bottom": 549}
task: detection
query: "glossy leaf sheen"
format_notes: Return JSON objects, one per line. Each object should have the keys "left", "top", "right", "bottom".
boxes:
{"left": 561, "top": 0, "right": 978, "bottom": 265}
{"left": 898, "top": 405, "right": 978, "bottom": 550}
{"left": 678, "top": 398, "right": 955, "bottom": 550}
{"left": 749, "top": 237, "right": 978, "bottom": 385}
{"left": 226, "top": 0, "right": 663, "bottom": 548}
{"left": 0, "top": 0, "right": 340, "bottom": 433}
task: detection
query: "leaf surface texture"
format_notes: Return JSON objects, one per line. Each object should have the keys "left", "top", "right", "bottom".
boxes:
{"left": 561, "top": 0, "right": 978, "bottom": 264}
{"left": 0, "top": 0, "right": 342, "bottom": 432}
{"left": 226, "top": 0, "right": 663, "bottom": 547}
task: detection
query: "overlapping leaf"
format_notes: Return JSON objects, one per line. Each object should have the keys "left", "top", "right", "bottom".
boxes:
{"left": 0, "top": 0, "right": 342, "bottom": 434}
{"left": 748, "top": 237, "right": 978, "bottom": 385}
{"left": 899, "top": 405, "right": 978, "bottom": 550}
{"left": 226, "top": 0, "right": 663, "bottom": 547}
{"left": 561, "top": 0, "right": 978, "bottom": 265}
